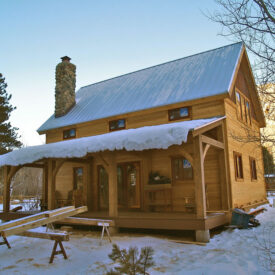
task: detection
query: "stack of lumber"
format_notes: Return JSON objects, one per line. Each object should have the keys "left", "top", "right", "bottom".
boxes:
{"left": 0, "top": 206, "right": 87, "bottom": 238}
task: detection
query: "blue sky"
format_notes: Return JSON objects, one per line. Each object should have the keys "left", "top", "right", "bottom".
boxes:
{"left": 1, "top": 0, "right": 234, "bottom": 145}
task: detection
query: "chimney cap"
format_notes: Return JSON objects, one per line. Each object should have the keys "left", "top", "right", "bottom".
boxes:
{"left": 61, "top": 56, "right": 71, "bottom": 62}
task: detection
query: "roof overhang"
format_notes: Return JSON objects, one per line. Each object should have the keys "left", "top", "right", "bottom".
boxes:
{"left": 0, "top": 117, "right": 225, "bottom": 167}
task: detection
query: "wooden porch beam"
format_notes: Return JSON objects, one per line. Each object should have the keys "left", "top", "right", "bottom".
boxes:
{"left": 22, "top": 163, "right": 45, "bottom": 169}
{"left": 47, "top": 160, "right": 55, "bottom": 210}
{"left": 203, "top": 144, "right": 211, "bottom": 161}
{"left": 108, "top": 154, "right": 118, "bottom": 218}
{"left": 193, "top": 135, "right": 207, "bottom": 219}
{"left": 201, "top": 135, "right": 224, "bottom": 150}
{"left": 193, "top": 119, "right": 224, "bottom": 137}
{"left": 3, "top": 166, "right": 10, "bottom": 212}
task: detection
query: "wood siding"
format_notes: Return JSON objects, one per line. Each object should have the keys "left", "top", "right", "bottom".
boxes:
{"left": 45, "top": 98, "right": 225, "bottom": 144}
{"left": 224, "top": 98, "right": 266, "bottom": 208}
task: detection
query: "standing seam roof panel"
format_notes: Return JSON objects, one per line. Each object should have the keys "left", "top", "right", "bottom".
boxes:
{"left": 38, "top": 42, "right": 243, "bottom": 132}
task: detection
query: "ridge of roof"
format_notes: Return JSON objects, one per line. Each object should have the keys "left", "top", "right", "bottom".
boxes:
{"left": 80, "top": 41, "right": 243, "bottom": 90}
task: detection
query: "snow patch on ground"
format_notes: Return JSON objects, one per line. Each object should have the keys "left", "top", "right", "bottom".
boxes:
{"left": 0, "top": 199, "right": 274, "bottom": 274}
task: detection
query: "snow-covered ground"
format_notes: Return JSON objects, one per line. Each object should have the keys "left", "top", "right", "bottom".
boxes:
{"left": 0, "top": 199, "right": 274, "bottom": 275}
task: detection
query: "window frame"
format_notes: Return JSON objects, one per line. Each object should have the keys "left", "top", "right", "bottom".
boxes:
{"left": 233, "top": 151, "right": 244, "bottom": 181}
{"left": 63, "top": 128, "right": 76, "bottom": 140}
{"left": 168, "top": 106, "right": 191, "bottom": 121}
{"left": 235, "top": 88, "right": 252, "bottom": 126}
{"left": 171, "top": 156, "right": 194, "bottom": 182}
{"left": 73, "top": 167, "right": 84, "bottom": 190}
{"left": 109, "top": 119, "right": 126, "bottom": 132}
{"left": 249, "top": 157, "right": 257, "bottom": 181}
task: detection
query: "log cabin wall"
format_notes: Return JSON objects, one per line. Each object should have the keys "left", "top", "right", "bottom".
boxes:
{"left": 225, "top": 61, "right": 266, "bottom": 208}
{"left": 45, "top": 98, "right": 225, "bottom": 144}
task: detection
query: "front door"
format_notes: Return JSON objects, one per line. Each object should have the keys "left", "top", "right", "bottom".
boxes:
{"left": 117, "top": 162, "right": 141, "bottom": 209}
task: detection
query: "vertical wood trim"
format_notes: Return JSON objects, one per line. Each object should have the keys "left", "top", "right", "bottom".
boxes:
{"left": 108, "top": 154, "right": 118, "bottom": 217}
{"left": 3, "top": 166, "right": 10, "bottom": 212}
{"left": 47, "top": 160, "right": 55, "bottom": 210}
{"left": 222, "top": 120, "right": 232, "bottom": 210}
{"left": 193, "top": 135, "right": 206, "bottom": 219}
{"left": 42, "top": 163, "right": 48, "bottom": 206}
{"left": 87, "top": 158, "right": 94, "bottom": 211}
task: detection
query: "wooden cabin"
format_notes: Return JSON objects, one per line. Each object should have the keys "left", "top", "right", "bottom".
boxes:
{"left": 0, "top": 43, "right": 267, "bottom": 242}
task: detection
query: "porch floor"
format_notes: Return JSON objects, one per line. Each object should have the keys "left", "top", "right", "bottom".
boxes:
{"left": 0, "top": 210, "right": 230, "bottom": 231}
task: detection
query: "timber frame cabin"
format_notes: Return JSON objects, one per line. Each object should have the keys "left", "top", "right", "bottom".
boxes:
{"left": 0, "top": 43, "right": 267, "bottom": 242}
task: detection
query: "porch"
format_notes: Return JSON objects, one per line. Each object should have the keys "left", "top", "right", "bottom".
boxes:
{"left": 0, "top": 117, "right": 230, "bottom": 242}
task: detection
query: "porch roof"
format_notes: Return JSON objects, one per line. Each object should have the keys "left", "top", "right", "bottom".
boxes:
{"left": 0, "top": 117, "right": 225, "bottom": 167}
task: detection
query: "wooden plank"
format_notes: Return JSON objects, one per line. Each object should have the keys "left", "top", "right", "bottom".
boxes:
{"left": 57, "top": 217, "right": 115, "bottom": 226}
{"left": 17, "top": 229, "right": 69, "bottom": 241}
{"left": 0, "top": 211, "right": 48, "bottom": 231}
{"left": 170, "top": 240, "right": 207, "bottom": 246}
{"left": 1, "top": 206, "right": 87, "bottom": 237}
{"left": 201, "top": 135, "right": 224, "bottom": 149}
{"left": 45, "top": 206, "right": 75, "bottom": 217}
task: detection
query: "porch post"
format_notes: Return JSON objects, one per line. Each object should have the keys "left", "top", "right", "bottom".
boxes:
{"left": 193, "top": 135, "right": 209, "bottom": 242}
{"left": 47, "top": 159, "right": 55, "bottom": 210}
{"left": 3, "top": 166, "right": 10, "bottom": 212}
{"left": 108, "top": 153, "right": 118, "bottom": 234}
{"left": 42, "top": 162, "right": 48, "bottom": 210}
{"left": 108, "top": 155, "right": 118, "bottom": 218}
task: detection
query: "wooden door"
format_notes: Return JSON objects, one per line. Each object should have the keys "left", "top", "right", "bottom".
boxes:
{"left": 117, "top": 162, "right": 141, "bottom": 209}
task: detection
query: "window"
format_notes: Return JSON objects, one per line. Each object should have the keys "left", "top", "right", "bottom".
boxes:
{"left": 73, "top": 167, "right": 83, "bottom": 190}
{"left": 63, "top": 128, "right": 76, "bottom": 139}
{"left": 168, "top": 107, "right": 190, "bottom": 121}
{"left": 233, "top": 152, "right": 243, "bottom": 180}
{"left": 235, "top": 91, "right": 242, "bottom": 120}
{"left": 109, "top": 119, "right": 126, "bottom": 131}
{"left": 235, "top": 89, "right": 251, "bottom": 125}
{"left": 172, "top": 158, "right": 193, "bottom": 180}
{"left": 250, "top": 157, "right": 257, "bottom": 180}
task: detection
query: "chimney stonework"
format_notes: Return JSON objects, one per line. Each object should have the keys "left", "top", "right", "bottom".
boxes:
{"left": 55, "top": 56, "right": 76, "bottom": 117}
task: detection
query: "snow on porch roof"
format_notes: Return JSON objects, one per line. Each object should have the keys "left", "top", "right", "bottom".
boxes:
{"left": 0, "top": 117, "right": 224, "bottom": 167}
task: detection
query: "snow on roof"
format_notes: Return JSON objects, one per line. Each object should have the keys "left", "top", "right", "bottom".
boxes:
{"left": 38, "top": 42, "right": 243, "bottom": 132}
{"left": 1, "top": 117, "right": 222, "bottom": 167}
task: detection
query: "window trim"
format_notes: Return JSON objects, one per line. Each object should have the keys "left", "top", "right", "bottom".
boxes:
{"left": 73, "top": 167, "right": 84, "bottom": 190}
{"left": 168, "top": 106, "right": 191, "bottom": 121}
{"left": 233, "top": 151, "right": 244, "bottom": 181}
{"left": 249, "top": 157, "right": 257, "bottom": 181}
{"left": 235, "top": 88, "right": 252, "bottom": 126}
{"left": 109, "top": 119, "right": 126, "bottom": 132}
{"left": 63, "top": 128, "right": 76, "bottom": 140}
{"left": 171, "top": 156, "right": 194, "bottom": 182}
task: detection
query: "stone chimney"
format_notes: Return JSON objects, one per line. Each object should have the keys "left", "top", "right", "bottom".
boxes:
{"left": 55, "top": 56, "right": 76, "bottom": 117}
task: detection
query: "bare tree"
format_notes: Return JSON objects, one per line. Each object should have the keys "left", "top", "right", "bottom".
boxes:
{"left": 208, "top": 0, "right": 275, "bottom": 169}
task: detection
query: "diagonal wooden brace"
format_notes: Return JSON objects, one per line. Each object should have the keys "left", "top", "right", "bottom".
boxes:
{"left": 49, "top": 239, "right": 68, "bottom": 263}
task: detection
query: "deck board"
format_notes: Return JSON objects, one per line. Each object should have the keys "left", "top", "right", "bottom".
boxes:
{"left": 0, "top": 210, "right": 229, "bottom": 231}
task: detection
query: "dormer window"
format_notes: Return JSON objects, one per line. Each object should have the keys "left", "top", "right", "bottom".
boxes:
{"left": 63, "top": 128, "right": 76, "bottom": 139}
{"left": 168, "top": 107, "right": 190, "bottom": 121}
{"left": 109, "top": 119, "right": 126, "bottom": 131}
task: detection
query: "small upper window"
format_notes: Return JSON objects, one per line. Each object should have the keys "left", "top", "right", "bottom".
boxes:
{"left": 234, "top": 152, "right": 243, "bottom": 180}
{"left": 169, "top": 107, "right": 190, "bottom": 121}
{"left": 63, "top": 128, "right": 76, "bottom": 139}
{"left": 172, "top": 158, "right": 193, "bottom": 181}
{"left": 250, "top": 157, "right": 257, "bottom": 180}
{"left": 109, "top": 119, "right": 126, "bottom": 131}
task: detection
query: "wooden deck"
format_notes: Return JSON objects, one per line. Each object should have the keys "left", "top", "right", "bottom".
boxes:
{"left": 0, "top": 210, "right": 230, "bottom": 231}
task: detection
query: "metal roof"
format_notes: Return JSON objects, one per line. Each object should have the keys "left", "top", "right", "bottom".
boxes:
{"left": 38, "top": 42, "right": 243, "bottom": 132}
